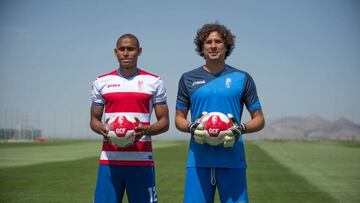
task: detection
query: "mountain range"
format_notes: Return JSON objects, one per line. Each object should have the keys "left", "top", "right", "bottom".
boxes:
{"left": 247, "top": 114, "right": 360, "bottom": 141}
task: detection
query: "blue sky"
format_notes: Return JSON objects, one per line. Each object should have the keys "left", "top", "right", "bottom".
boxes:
{"left": 1, "top": 0, "right": 359, "bottom": 138}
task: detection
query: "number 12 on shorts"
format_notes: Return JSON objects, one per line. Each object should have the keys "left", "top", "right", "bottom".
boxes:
{"left": 148, "top": 186, "right": 158, "bottom": 203}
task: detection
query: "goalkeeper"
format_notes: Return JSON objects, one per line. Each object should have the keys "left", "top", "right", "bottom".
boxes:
{"left": 90, "top": 34, "right": 169, "bottom": 203}
{"left": 175, "top": 23, "right": 265, "bottom": 203}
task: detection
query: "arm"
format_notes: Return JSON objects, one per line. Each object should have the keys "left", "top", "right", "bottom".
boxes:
{"left": 243, "top": 109, "right": 265, "bottom": 134}
{"left": 241, "top": 74, "right": 265, "bottom": 134}
{"left": 135, "top": 103, "right": 169, "bottom": 136}
{"left": 175, "top": 109, "right": 190, "bottom": 133}
{"left": 89, "top": 104, "right": 108, "bottom": 137}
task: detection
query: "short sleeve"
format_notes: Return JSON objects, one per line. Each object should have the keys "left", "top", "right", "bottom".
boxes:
{"left": 152, "top": 78, "right": 167, "bottom": 105}
{"left": 91, "top": 79, "right": 105, "bottom": 105}
{"left": 176, "top": 74, "right": 190, "bottom": 110}
{"left": 243, "top": 74, "right": 262, "bottom": 110}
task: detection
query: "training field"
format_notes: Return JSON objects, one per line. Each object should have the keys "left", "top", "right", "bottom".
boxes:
{"left": 0, "top": 140, "right": 359, "bottom": 202}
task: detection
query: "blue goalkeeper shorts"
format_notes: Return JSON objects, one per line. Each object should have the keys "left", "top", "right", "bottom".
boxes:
{"left": 184, "top": 167, "right": 248, "bottom": 203}
{"left": 94, "top": 165, "right": 158, "bottom": 203}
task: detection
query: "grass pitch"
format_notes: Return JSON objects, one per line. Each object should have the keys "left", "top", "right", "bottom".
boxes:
{"left": 0, "top": 140, "right": 359, "bottom": 202}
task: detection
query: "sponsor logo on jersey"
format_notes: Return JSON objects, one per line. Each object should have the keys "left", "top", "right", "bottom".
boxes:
{"left": 192, "top": 80, "right": 206, "bottom": 86}
{"left": 107, "top": 84, "right": 121, "bottom": 88}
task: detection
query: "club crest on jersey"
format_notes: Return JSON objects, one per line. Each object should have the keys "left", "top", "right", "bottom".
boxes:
{"left": 225, "top": 78, "right": 231, "bottom": 88}
{"left": 138, "top": 80, "right": 144, "bottom": 91}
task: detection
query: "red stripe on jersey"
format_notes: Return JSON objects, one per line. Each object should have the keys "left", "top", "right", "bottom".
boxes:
{"left": 99, "top": 160, "right": 154, "bottom": 166}
{"left": 103, "top": 92, "right": 152, "bottom": 113}
{"left": 102, "top": 141, "right": 152, "bottom": 152}
{"left": 98, "top": 70, "right": 118, "bottom": 78}
{"left": 138, "top": 70, "right": 159, "bottom": 78}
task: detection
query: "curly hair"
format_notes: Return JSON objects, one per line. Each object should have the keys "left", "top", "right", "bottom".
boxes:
{"left": 194, "top": 23, "right": 236, "bottom": 59}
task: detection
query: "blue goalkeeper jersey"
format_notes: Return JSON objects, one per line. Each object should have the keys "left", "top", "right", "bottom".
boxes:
{"left": 176, "top": 65, "right": 262, "bottom": 168}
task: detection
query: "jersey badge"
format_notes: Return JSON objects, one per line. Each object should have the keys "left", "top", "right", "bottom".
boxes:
{"left": 225, "top": 78, "right": 231, "bottom": 88}
{"left": 138, "top": 80, "right": 144, "bottom": 91}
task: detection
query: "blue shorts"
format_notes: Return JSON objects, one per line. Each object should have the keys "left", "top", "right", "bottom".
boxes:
{"left": 184, "top": 167, "right": 248, "bottom": 203}
{"left": 94, "top": 165, "right": 158, "bottom": 203}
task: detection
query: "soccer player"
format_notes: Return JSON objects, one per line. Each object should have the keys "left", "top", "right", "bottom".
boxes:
{"left": 175, "top": 23, "right": 265, "bottom": 203}
{"left": 90, "top": 33, "right": 169, "bottom": 203}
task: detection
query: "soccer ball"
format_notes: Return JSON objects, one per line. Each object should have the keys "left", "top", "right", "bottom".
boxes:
{"left": 201, "top": 112, "right": 232, "bottom": 137}
{"left": 107, "top": 114, "right": 140, "bottom": 138}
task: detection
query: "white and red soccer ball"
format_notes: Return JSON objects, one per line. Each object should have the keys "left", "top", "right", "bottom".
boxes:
{"left": 201, "top": 112, "right": 232, "bottom": 137}
{"left": 107, "top": 114, "right": 140, "bottom": 137}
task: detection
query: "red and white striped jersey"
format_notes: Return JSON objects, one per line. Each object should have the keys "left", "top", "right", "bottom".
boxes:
{"left": 91, "top": 69, "right": 167, "bottom": 166}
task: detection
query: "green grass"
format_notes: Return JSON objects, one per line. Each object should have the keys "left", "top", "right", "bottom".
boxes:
{"left": 154, "top": 141, "right": 188, "bottom": 202}
{"left": 0, "top": 140, "right": 101, "bottom": 168}
{"left": 253, "top": 141, "right": 360, "bottom": 202}
{"left": 0, "top": 140, "right": 359, "bottom": 202}
{"left": 246, "top": 142, "right": 337, "bottom": 203}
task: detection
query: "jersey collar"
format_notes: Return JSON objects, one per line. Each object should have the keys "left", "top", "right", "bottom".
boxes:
{"left": 117, "top": 68, "right": 141, "bottom": 79}
{"left": 201, "top": 65, "right": 229, "bottom": 77}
